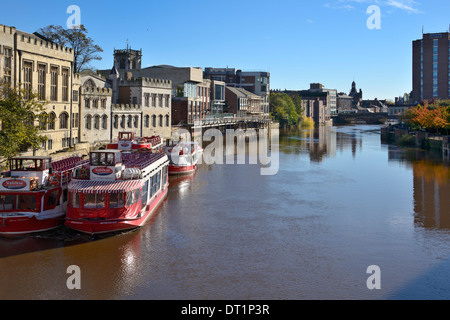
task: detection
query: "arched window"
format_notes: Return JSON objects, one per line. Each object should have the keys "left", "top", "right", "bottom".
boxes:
{"left": 127, "top": 115, "right": 132, "bottom": 128}
{"left": 134, "top": 116, "right": 139, "bottom": 128}
{"left": 94, "top": 115, "right": 100, "bottom": 130}
{"left": 85, "top": 115, "right": 92, "bottom": 130}
{"left": 59, "top": 112, "right": 69, "bottom": 129}
{"left": 144, "top": 115, "right": 149, "bottom": 128}
{"left": 120, "top": 115, "right": 125, "bottom": 129}
{"left": 114, "top": 115, "right": 119, "bottom": 129}
{"left": 39, "top": 112, "right": 48, "bottom": 131}
{"left": 152, "top": 115, "right": 156, "bottom": 127}
{"left": 48, "top": 112, "right": 56, "bottom": 130}
{"left": 158, "top": 115, "right": 163, "bottom": 127}
{"left": 165, "top": 115, "right": 170, "bottom": 127}
{"left": 84, "top": 79, "right": 96, "bottom": 87}
{"left": 102, "top": 115, "right": 108, "bottom": 130}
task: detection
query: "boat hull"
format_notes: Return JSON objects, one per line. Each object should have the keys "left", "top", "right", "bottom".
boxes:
{"left": 168, "top": 164, "right": 197, "bottom": 176}
{"left": 65, "top": 185, "right": 168, "bottom": 235}
{"left": 0, "top": 214, "right": 64, "bottom": 238}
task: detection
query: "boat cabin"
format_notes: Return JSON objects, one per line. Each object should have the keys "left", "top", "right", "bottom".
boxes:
{"left": 89, "top": 150, "right": 123, "bottom": 181}
{"left": 0, "top": 156, "right": 61, "bottom": 213}
{"left": 118, "top": 132, "right": 135, "bottom": 141}
{"left": 4, "top": 156, "right": 52, "bottom": 187}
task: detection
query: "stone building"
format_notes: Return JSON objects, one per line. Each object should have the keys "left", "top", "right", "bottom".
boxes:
{"left": 337, "top": 92, "right": 355, "bottom": 114}
{"left": 113, "top": 76, "right": 172, "bottom": 138}
{"left": 79, "top": 72, "right": 113, "bottom": 146}
{"left": 349, "top": 80, "right": 363, "bottom": 108}
{"left": 97, "top": 48, "right": 173, "bottom": 139}
{"left": 0, "top": 24, "right": 81, "bottom": 155}
{"left": 134, "top": 65, "right": 210, "bottom": 125}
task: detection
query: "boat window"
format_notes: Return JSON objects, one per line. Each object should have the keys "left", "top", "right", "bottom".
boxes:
{"left": 84, "top": 193, "right": 97, "bottom": 209}
{"left": 0, "top": 194, "right": 38, "bottom": 212}
{"left": 134, "top": 189, "right": 140, "bottom": 204}
{"left": 90, "top": 153, "right": 98, "bottom": 166}
{"left": 82, "top": 193, "right": 106, "bottom": 209}
{"left": 162, "top": 166, "right": 168, "bottom": 185}
{"left": 109, "top": 193, "right": 124, "bottom": 208}
{"left": 44, "top": 188, "right": 61, "bottom": 209}
{"left": 141, "top": 181, "right": 148, "bottom": 206}
{"left": 126, "top": 191, "right": 133, "bottom": 206}
{"left": 70, "top": 192, "right": 80, "bottom": 208}
{"left": 106, "top": 153, "right": 115, "bottom": 166}
{"left": 115, "top": 152, "right": 122, "bottom": 164}
{"left": 96, "top": 193, "right": 106, "bottom": 209}
{"left": 99, "top": 153, "right": 106, "bottom": 165}
{"left": 1, "top": 195, "right": 15, "bottom": 211}
{"left": 17, "top": 194, "right": 37, "bottom": 211}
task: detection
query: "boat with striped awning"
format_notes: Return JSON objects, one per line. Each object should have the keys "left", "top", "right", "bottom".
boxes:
{"left": 65, "top": 149, "right": 169, "bottom": 235}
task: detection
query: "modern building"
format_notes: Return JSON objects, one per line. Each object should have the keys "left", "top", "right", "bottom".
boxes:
{"left": 210, "top": 80, "right": 226, "bottom": 116}
{"left": 225, "top": 87, "right": 263, "bottom": 117}
{"left": 0, "top": 24, "right": 81, "bottom": 155}
{"left": 204, "top": 68, "right": 270, "bottom": 115}
{"left": 309, "top": 83, "right": 337, "bottom": 115}
{"left": 412, "top": 32, "right": 450, "bottom": 102}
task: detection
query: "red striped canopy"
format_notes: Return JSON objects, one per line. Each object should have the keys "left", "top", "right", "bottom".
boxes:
{"left": 69, "top": 180, "right": 144, "bottom": 194}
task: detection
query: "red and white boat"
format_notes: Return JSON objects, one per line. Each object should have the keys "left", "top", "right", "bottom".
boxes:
{"left": 65, "top": 149, "right": 169, "bottom": 235}
{"left": 163, "top": 142, "right": 199, "bottom": 176}
{"left": 107, "top": 132, "right": 163, "bottom": 153}
{"left": 0, "top": 156, "right": 87, "bottom": 238}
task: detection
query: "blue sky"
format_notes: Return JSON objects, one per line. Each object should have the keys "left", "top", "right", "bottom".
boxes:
{"left": 1, "top": 0, "right": 449, "bottom": 100}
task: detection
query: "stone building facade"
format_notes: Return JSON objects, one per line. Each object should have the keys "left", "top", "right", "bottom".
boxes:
{"left": 0, "top": 24, "right": 81, "bottom": 155}
{"left": 79, "top": 72, "right": 113, "bottom": 146}
{"left": 113, "top": 76, "right": 172, "bottom": 139}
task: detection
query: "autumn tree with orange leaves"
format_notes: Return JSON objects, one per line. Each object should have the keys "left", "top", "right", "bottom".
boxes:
{"left": 405, "top": 100, "right": 450, "bottom": 134}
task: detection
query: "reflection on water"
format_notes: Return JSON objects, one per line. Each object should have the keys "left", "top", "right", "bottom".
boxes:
{"left": 1, "top": 125, "right": 450, "bottom": 300}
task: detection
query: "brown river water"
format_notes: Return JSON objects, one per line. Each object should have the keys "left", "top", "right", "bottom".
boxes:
{"left": 0, "top": 124, "right": 449, "bottom": 300}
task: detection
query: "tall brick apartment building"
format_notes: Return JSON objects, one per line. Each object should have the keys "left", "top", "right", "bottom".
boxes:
{"left": 412, "top": 32, "right": 450, "bottom": 102}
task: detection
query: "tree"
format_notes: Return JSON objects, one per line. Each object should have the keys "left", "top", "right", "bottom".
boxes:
{"left": 37, "top": 25, "right": 103, "bottom": 73}
{"left": 0, "top": 83, "right": 47, "bottom": 163}
{"left": 406, "top": 100, "right": 450, "bottom": 134}
{"left": 270, "top": 92, "right": 300, "bottom": 126}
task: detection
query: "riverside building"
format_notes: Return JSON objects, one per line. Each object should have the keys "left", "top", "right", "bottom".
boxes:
{"left": 412, "top": 31, "right": 450, "bottom": 102}
{"left": 0, "top": 24, "right": 81, "bottom": 155}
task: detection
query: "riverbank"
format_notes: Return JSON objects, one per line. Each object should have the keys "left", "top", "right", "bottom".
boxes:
{"left": 381, "top": 125, "right": 450, "bottom": 158}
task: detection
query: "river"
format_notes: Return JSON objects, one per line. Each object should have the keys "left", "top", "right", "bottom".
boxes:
{"left": 0, "top": 124, "right": 449, "bottom": 300}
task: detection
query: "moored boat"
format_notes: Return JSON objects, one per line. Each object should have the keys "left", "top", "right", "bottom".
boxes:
{"left": 107, "top": 132, "right": 163, "bottom": 153}
{"left": 65, "top": 149, "right": 169, "bottom": 235}
{"left": 163, "top": 142, "right": 199, "bottom": 176}
{"left": 0, "top": 156, "right": 87, "bottom": 238}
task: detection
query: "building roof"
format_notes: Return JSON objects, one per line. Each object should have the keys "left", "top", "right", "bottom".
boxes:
{"left": 226, "top": 86, "right": 261, "bottom": 99}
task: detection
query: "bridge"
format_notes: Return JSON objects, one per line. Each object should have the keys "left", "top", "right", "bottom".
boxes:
{"left": 333, "top": 113, "right": 388, "bottom": 125}
{"left": 175, "top": 116, "right": 273, "bottom": 134}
